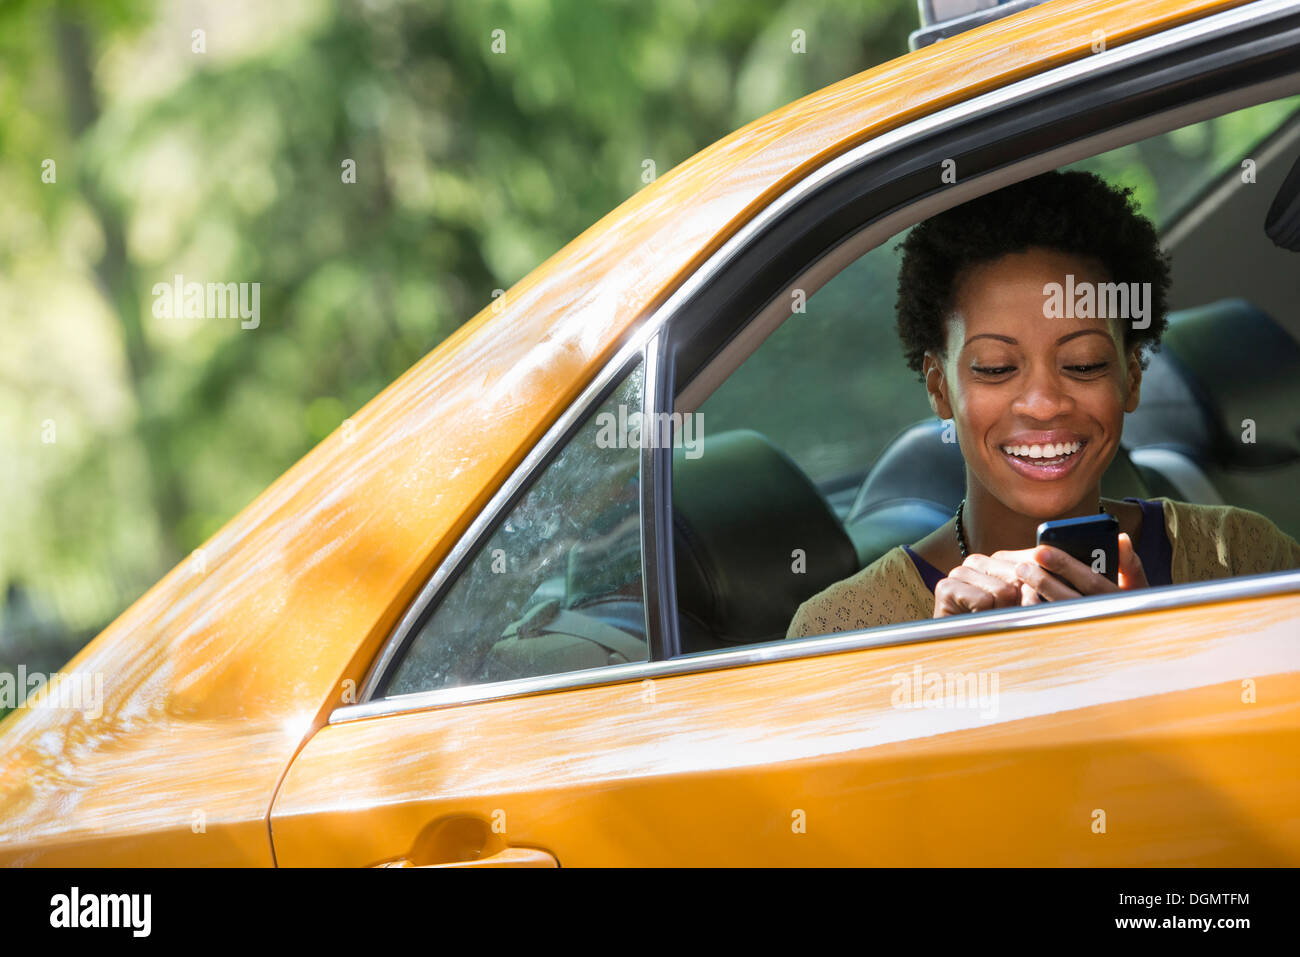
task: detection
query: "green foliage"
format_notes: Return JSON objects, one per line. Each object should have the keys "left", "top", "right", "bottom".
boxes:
{"left": 0, "top": 0, "right": 914, "bottom": 667}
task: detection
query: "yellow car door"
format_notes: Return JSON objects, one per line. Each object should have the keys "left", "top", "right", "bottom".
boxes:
{"left": 269, "top": 0, "right": 1300, "bottom": 866}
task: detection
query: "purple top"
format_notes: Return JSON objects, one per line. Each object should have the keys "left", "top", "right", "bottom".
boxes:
{"left": 903, "top": 497, "right": 1173, "bottom": 594}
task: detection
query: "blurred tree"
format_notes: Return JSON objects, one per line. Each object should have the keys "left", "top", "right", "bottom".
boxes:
{"left": 0, "top": 0, "right": 915, "bottom": 669}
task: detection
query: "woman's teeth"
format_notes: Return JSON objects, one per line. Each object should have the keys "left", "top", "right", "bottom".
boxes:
{"left": 1000, "top": 441, "right": 1083, "bottom": 460}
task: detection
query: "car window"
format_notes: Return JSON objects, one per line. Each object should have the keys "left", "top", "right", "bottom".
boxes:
{"left": 1069, "top": 95, "right": 1300, "bottom": 227}
{"left": 380, "top": 361, "right": 647, "bottom": 696}
{"left": 669, "top": 91, "right": 1300, "bottom": 649}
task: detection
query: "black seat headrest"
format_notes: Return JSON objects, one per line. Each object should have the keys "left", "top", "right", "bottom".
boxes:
{"left": 846, "top": 419, "right": 966, "bottom": 526}
{"left": 1125, "top": 299, "right": 1300, "bottom": 468}
{"left": 672, "top": 430, "right": 858, "bottom": 648}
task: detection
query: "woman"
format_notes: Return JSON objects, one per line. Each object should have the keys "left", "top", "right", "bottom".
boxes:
{"left": 787, "top": 170, "right": 1300, "bottom": 638}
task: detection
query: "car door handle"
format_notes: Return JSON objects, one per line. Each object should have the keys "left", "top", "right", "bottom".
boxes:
{"left": 379, "top": 847, "right": 558, "bottom": 868}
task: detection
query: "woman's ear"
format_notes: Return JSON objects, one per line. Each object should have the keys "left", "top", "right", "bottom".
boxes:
{"left": 923, "top": 351, "right": 954, "bottom": 420}
{"left": 1123, "top": 344, "right": 1143, "bottom": 414}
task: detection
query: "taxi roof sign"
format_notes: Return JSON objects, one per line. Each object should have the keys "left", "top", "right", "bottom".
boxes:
{"left": 911, "top": 0, "right": 1049, "bottom": 50}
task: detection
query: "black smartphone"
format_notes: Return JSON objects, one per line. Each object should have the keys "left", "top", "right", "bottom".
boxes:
{"left": 1035, "top": 513, "right": 1119, "bottom": 584}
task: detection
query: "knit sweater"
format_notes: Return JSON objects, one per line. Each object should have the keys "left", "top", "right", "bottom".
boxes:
{"left": 786, "top": 498, "right": 1300, "bottom": 639}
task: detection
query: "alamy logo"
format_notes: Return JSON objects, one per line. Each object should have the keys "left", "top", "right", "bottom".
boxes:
{"left": 0, "top": 666, "right": 103, "bottom": 719}
{"left": 151, "top": 274, "right": 260, "bottom": 329}
{"left": 50, "top": 887, "right": 151, "bottom": 937}
{"left": 1042, "top": 274, "right": 1151, "bottom": 329}
{"left": 595, "top": 405, "right": 704, "bottom": 459}
{"left": 890, "top": 665, "right": 999, "bottom": 719}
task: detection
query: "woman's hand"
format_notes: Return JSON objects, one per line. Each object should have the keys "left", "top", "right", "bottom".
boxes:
{"left": 1009, "top": 532, "right": 1148, "bottom": 602}
{"left": 932, "top": 550, "right": 1034, "bottom": 617}
{"left": 932, "top": 533, "right": 1147, "bottom": 617}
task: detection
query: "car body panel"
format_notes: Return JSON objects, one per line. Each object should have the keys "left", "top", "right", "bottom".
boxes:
{"left": 271, "top": 590, "right": 1300, "bottom": 866}
{"left": 0, "top": 0, "right": 1264, "bottom": 864}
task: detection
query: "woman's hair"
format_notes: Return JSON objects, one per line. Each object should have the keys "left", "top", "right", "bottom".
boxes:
{"left": 894, "top": 170, "right": 1172, "bottom": 380}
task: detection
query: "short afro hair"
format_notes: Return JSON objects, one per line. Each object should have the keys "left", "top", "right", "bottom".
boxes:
{"left": 895, "top": 170, "right": 1171, "bottom": 380}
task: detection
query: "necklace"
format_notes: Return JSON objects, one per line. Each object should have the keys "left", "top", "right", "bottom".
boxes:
{"left": 955, "top": 498, "right": 1107, "bottom": 559}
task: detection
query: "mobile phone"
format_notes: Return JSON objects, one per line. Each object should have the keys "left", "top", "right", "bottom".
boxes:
{"left": 1035, "top": 513, "right": 1119, "bottom": 584}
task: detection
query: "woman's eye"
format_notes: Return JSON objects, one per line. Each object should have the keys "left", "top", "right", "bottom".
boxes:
{"left": 1066, "top": 362, "right": 1108, "bottom": 374}
{"left": 972, "top": 365, "right": 1014, "bottom": 375}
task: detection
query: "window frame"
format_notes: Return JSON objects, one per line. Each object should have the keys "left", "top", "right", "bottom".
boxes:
{"left": 357, "top": 335, "right": 657, "bottom": 703}
{"left": 338, "top": 0, "right": 1300, "bottom": 723}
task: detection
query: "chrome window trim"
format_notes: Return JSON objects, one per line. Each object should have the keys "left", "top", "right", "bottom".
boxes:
{"left": 333, "top": 568, "right": 1300, "bottom": 723}
{"left": 348, "top": 0, "right": 1300, "bottom": 712}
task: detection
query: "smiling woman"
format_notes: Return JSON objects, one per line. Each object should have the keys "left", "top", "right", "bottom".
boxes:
{"left": 787, "top": 170, "right": 1300, "bottom": 636}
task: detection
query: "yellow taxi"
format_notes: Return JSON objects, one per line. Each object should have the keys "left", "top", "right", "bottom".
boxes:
{"left": 3, "top": 0, "right": 1300, "bottom": 866}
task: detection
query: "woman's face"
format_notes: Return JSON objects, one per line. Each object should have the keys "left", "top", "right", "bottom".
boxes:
{"left": 922, "top": 247, "right": 1143, "bottom": 520}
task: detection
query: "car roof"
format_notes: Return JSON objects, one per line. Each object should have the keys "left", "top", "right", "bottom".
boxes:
{"left": 0, "top": 0, "right": 1252, "bottom": 856}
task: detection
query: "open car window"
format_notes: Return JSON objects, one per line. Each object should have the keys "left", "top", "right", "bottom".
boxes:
{"left": 670, "top": 93, "right": 1300, "bottom": 650}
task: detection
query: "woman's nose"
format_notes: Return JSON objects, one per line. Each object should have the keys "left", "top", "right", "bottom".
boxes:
{"left": 1011, "top": 369, "right": 1073, "bottom": 420}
